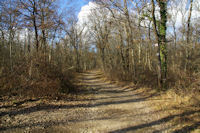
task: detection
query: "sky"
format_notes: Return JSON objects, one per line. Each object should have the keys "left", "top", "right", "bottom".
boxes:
{"left": 56, "top": 0, "right": 199, "bottom": 28}
{"left": 56, "top": 0, "right": 200, "bottom": 37}
{"left": 77, "top": 0, "right": 200, "bottom": 27}
{"left": 57, "top": 0, "right": 89, "bottom": 15}
{"left": 76, "top": 0, "right": 200, "bottom": 44}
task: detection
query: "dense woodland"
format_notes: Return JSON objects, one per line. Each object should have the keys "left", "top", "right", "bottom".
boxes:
{"left": 0, "top": 0, "right": 200, "bottom": 98}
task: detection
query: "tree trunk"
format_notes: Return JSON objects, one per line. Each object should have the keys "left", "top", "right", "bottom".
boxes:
{"left": 159, "top": 0, "right": 168, "bottom": 87}
{"left": 187, "top": 0, "right": 193, "bottom": 44}
{"left": 186, "top": 0, "right": 193, "bottom": 72}
{"left": 151, "top": 0, "right": 168, "bottom": 88}
{"left": 33, "top": 1, "right": 39, "bottom": 52}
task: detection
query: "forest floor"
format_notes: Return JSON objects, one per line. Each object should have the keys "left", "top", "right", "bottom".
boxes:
{"left": 0, "top": 70, "right": 200, "bottom": 133}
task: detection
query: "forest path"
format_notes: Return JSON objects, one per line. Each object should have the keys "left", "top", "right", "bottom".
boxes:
{"left": 1, "top": 70, "right": 199, "bottom": 132}
{"left": 58, "top": 70, "right": 169, "bottom": 133}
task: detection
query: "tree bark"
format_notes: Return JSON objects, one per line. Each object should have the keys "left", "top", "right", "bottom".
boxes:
{"left": 151, "top": 0, "right": 168, "bottom": 88}
{"left": 187, "top": 0, "right": 193, "bottom": 44}
{"left": 33, "top": 0, "right": 39, "bottom": 52}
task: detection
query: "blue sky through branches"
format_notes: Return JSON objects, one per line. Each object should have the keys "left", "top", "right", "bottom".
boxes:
{"left": 57, "top": 0, "right": 89, "bottom": 15}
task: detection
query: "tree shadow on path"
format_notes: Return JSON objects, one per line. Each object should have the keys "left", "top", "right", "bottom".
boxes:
{"left": 109, "top": 110, "right": 200, "bottom": 133}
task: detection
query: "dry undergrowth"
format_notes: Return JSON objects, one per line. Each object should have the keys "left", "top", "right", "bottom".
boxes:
{"left": 103, "top": 71, "right": 200, "bottom": 132}
{"left": 136, "top": 88, "right": 200, "bottom": 132}
{"left": 151, "top": 89, "right": 200, "bottom": 132}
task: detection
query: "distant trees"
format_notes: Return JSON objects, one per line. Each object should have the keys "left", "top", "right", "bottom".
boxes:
{"left": 88, "top": 7, "right": 111, "bottom": 70}
{"left": 90, "top": 0, "right": 200, "bottom": 89}
{"left": 0, "top": 0, "right": 96, "bottom": 97}
{"left": 0, "top": 0, "right": 21, "bottom": 70}
{"left": 65, "top": 18, "right": 85, "bottom": 72}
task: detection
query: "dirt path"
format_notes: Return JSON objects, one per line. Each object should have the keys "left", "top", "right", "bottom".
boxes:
{"left": 69, "top": 70, "right": 162, "bottom": 133}
{"left": 1, "top": 70, "right": 199, "bottom": 133}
